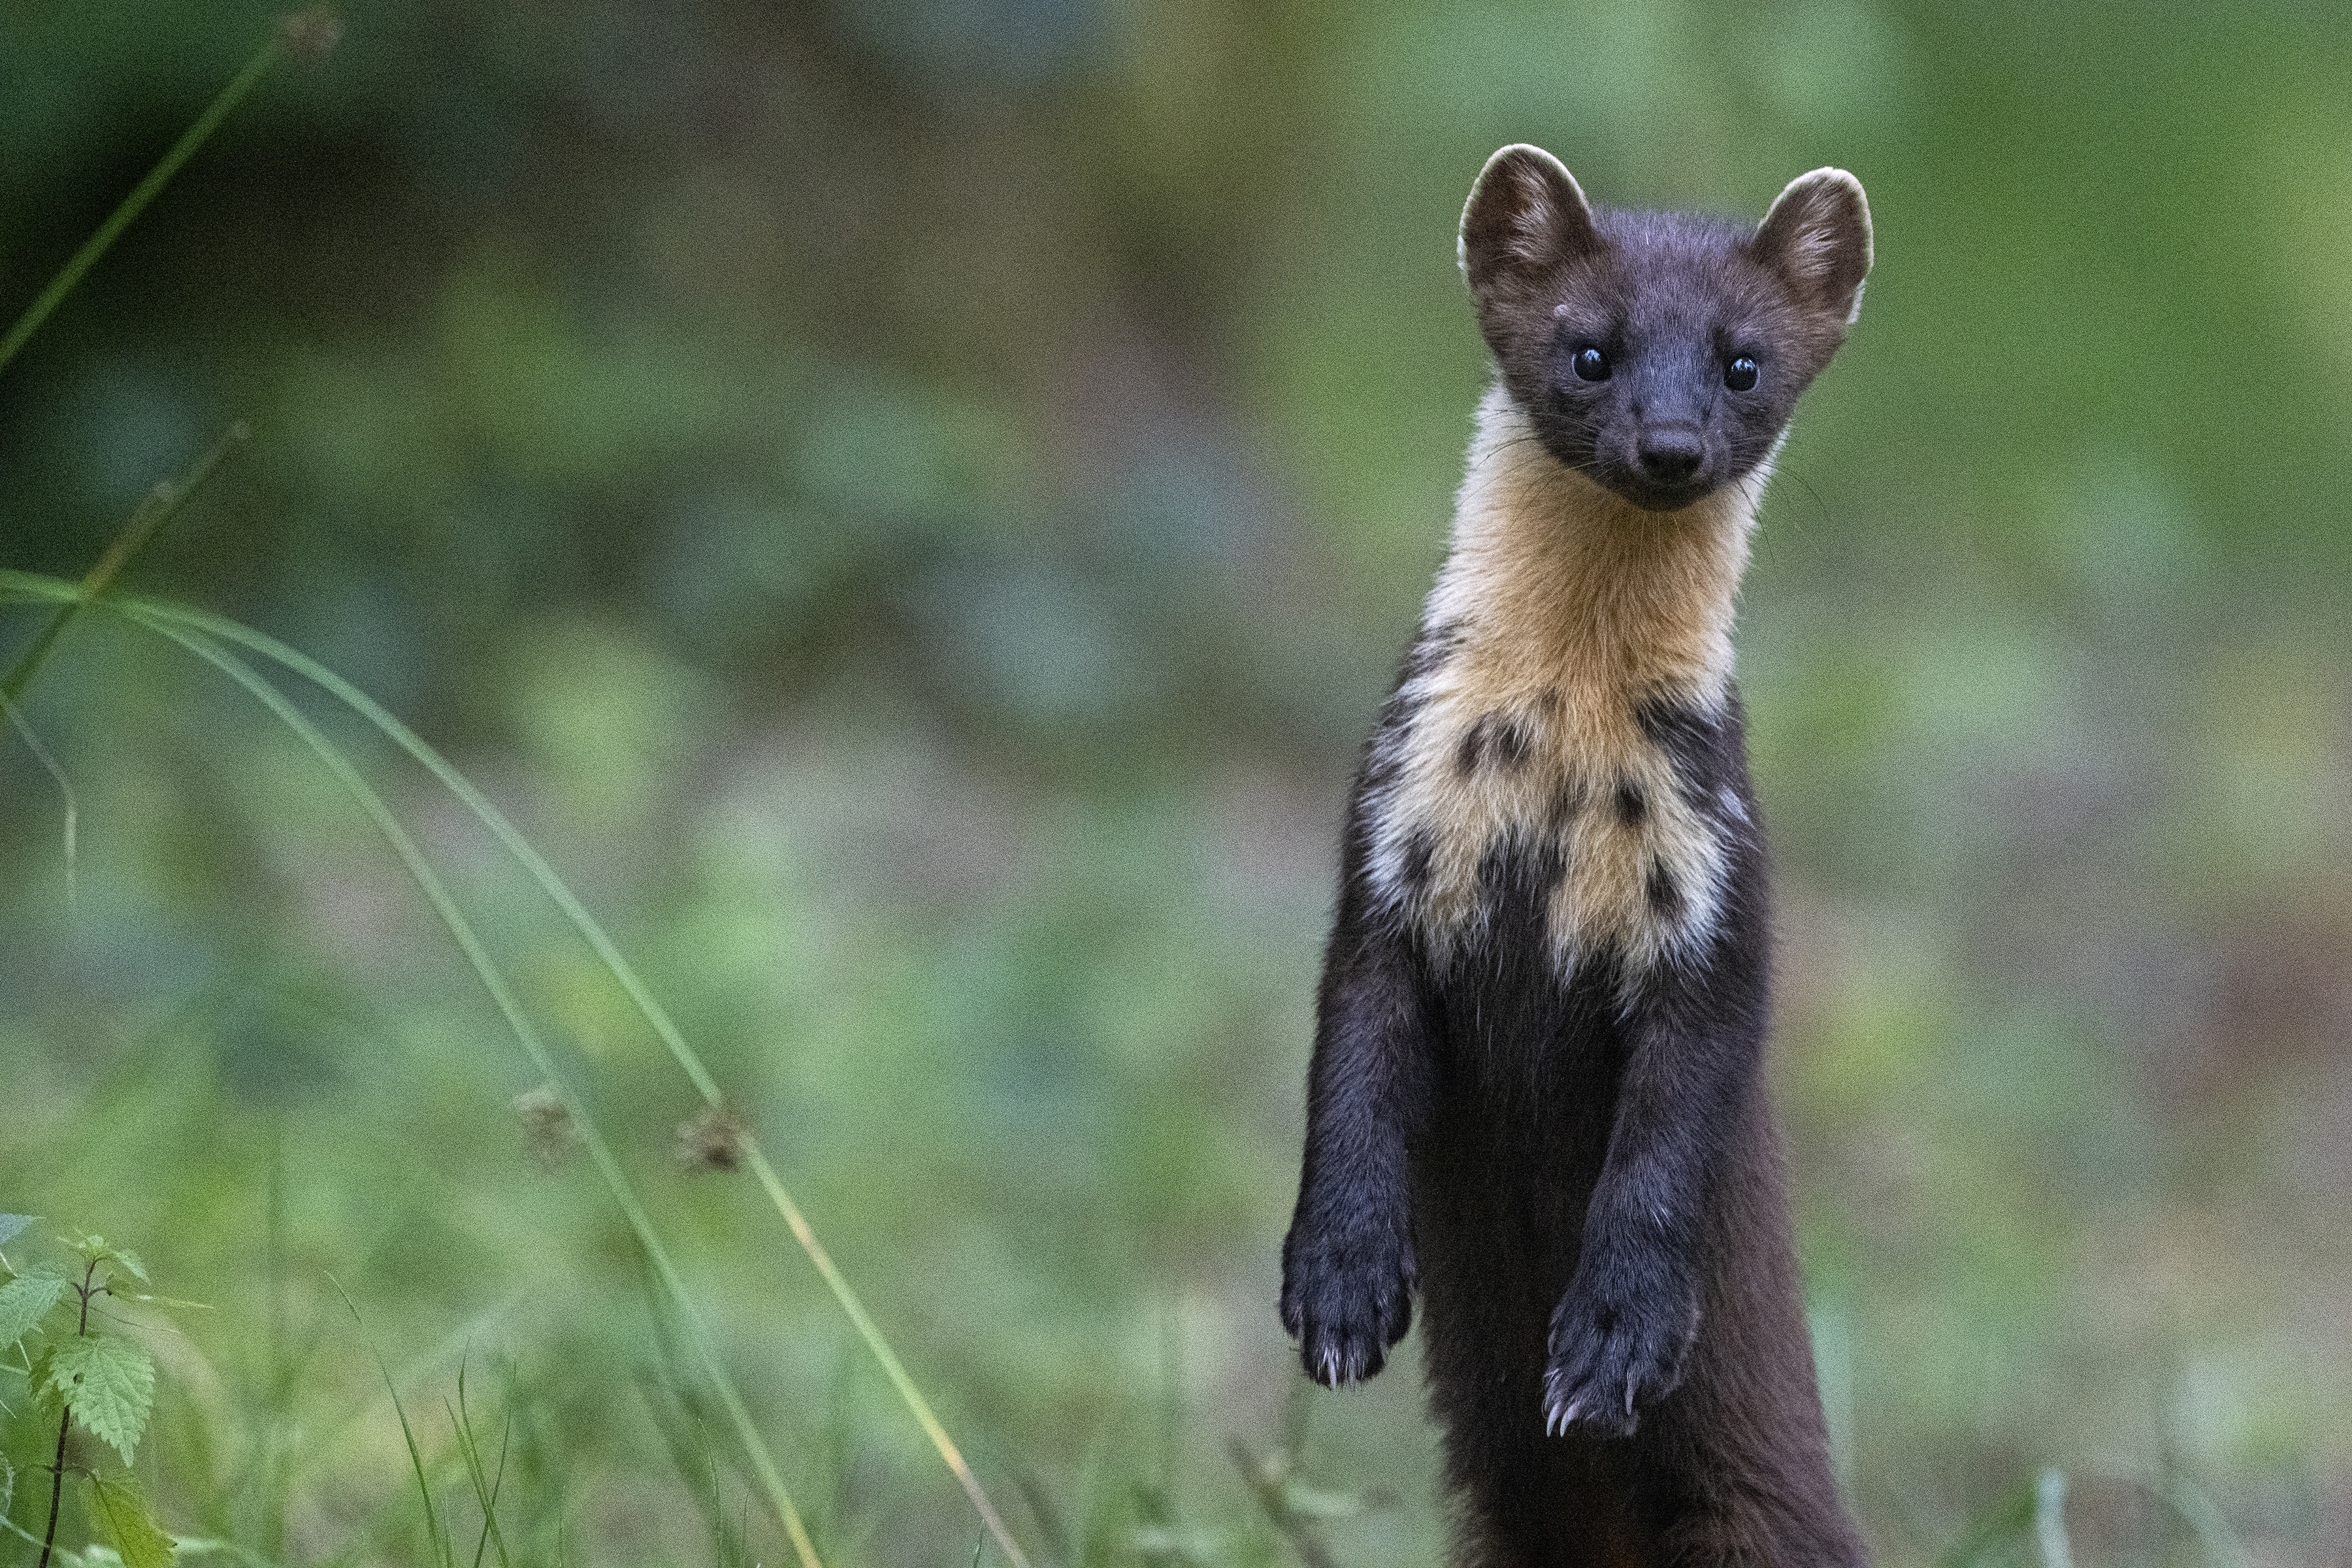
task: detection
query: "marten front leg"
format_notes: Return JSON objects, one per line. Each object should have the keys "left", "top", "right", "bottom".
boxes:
{"left": 1544, "top": 940, "right": 1765, "bottom": 1437}
{"left": 1281, "top": 892, "right": 1433, "bottom": 1387}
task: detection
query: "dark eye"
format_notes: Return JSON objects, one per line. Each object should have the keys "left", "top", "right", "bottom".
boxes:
{"left": 1573, "top": 346, "right": 1610, "bottom": 382}
{"left": 1725, "top": 355, "right": 1759, "bottom": 391}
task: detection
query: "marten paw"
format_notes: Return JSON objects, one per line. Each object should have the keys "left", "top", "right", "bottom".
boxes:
{"left": 1279, "top": 1226, "right": 1416, "bottom": 1388}
{"left": 1542, "top": 1269, "right": 1698, "bottom": 1438}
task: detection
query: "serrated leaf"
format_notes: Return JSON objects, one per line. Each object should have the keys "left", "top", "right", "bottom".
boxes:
{"left": 105, "top": 1249, "right": 150, "bottom": 1286}
{"left": 44, "top": 1335, "right": 155, "bottom": 1465}
{"left": 0, "top": 1215, "right": 34, "bottom": 1247}
{"left": 0, "top": 1269, "right": 69, "bottom": 1347}
{"left": 82, "top": 1474, "right": 176, "bottom": 1568}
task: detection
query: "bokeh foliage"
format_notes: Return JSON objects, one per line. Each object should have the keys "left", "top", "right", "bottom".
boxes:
{"left": 5, "top": 0, "right": 2352, "bottom": 1562}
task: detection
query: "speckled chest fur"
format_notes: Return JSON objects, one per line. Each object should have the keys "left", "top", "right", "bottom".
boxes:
{"left": 1361, "top": 385, "right": 1765, "bottom": 975}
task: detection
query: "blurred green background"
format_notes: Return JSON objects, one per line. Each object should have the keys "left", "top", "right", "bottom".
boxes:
{"left": 6, "top": 0, "right": 2352, "bottom": 1563}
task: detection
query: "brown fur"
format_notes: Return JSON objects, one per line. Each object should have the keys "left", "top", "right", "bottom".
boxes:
{"left": 1364, "top": 386, "right": 1763, "bottom": 970}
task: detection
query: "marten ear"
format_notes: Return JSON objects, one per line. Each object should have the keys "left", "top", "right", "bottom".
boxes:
{"left": 1458, "top": 144, "right": 1601, "bottom": 306}
{"left": 1753, "top": 168, "right": 1872, "bottom": 325}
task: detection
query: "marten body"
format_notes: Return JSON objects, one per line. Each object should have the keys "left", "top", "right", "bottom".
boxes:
{"left": 1280, "top": 147, "right": 1874, "bottom": 1567}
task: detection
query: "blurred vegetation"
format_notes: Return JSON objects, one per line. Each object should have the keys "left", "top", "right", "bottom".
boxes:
{"left": 5, "top": 0, "right": 2352, "bottom": 1563}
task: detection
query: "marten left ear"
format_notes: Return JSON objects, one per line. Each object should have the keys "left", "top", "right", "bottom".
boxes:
{"left": 1753, "top": 169, "right": 1872, "bottom": 325}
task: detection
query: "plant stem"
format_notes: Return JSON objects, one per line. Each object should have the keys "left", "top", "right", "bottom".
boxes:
{"left": 38, "top": 1258, "right": 101, "bottom": 1568}
{"left": 0, "top": 33, "right": 284, "bottom": 377}
{"left": 37, "top": 1406, "right": 70, "bottom": 1568}
{"left": 0, "top": 421, "right": 248, "bottom": 708}
{"left": 133, "top": 621, "right": 830, "bottom": 1568}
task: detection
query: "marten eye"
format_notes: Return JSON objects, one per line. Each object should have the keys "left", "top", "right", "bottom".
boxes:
{"left": 1724, "top": 355, "right": 1759, "bottom": 391}
{"left": 1573, "top": 346, "right": 1610, "bottom": 382}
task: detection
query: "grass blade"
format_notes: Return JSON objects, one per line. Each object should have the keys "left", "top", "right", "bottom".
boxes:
{"left": 0, "top": 689, "right": 78, "bottom": 908}
{"left": 0, "top": 571, "right": 1031, "bottom": 1563}
{"left": 333, "top": 1281, "right": 451, "bottom": 1568}
{"left": 0, "top": 421, "right": 247, "bottom": 708}
{"left": 450, "top": 1365, "right": 514, "bottom": 1568}
{"left": 39, "top": 579, "right": 1033, "bottom": 1567}
{"left": 105, "top": 607, "right": 828, "bottom": 1568}
{"left": 0, "top": 32, "right": 282, "bottom": 378}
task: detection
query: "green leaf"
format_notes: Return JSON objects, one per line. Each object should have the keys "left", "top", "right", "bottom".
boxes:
{"left": 44, "top": 1335, "right": 156, "bottom": 1465}
{"left": 0, "top": 1269, "right": 69, "bottom": 1347}
{"left": 106, "top": 1249, "right": 150, "bottom": 1286}
{"left": 82, "top": 1474, "right": 177, "bottom": 1568}
{"left": 0, "top": 1215, "right": 33, "bottom": 1247}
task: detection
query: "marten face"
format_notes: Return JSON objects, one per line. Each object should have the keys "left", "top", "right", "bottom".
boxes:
{"left": 1458, "top": 147, "right": 1872, "bottom": 514}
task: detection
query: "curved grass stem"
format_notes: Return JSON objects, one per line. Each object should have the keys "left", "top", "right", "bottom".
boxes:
{"left": 112, "top": 606, "right": 827, "bottom": 1568}
{"left": 114, "top": 588, "right": 1028, "bottom": 1566}
{"left": 0, "top": 570, "right": 1031, "bottom": 1567}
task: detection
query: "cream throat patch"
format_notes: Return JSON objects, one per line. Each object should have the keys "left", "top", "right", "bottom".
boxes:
{"left": 1363, "top": 385, "right": 1770, "bottom": 971}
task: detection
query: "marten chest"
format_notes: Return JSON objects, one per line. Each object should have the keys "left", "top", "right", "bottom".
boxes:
{"left": 1362, "top": 389, "right": 1767, "bottom": 975}
{"left": 1360, "top": 645, "right": 1746, "bottom": 973}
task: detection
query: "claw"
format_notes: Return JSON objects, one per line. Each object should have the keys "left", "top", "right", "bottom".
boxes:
{"left": 1625, "top": 1375, "right": 1637, "bottom": 1417}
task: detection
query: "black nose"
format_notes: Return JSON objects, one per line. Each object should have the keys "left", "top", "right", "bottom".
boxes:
{"left": 1636, "top": 429, "right": 1705, "bottom": 483}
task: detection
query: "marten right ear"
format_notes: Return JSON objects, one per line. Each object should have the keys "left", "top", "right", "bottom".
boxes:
{"left": 1458, "top": 144, "right": 1601, "bottom": 308}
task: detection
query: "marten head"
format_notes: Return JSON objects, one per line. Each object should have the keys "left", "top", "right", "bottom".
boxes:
{"left": 1458, "top": 146, "right": 1871, "bottom": 514}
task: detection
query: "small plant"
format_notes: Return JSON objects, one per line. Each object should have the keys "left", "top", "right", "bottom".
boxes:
{"left": 0, "top": 1215, "right": 186, "bottom": 1568}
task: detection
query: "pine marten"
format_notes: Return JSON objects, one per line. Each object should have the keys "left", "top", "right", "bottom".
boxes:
{"left": 1280, "top": 144, "right": 1874, "bottom": 1567}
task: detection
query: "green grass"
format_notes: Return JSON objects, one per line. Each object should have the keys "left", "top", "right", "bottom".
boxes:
{"left": 0, "top": 28, "right": 868, "bottom": 1566}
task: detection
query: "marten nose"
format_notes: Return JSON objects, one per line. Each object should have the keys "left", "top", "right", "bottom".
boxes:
{"left": 1636, "top": 428, "right": 1705, "bottom": 483}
